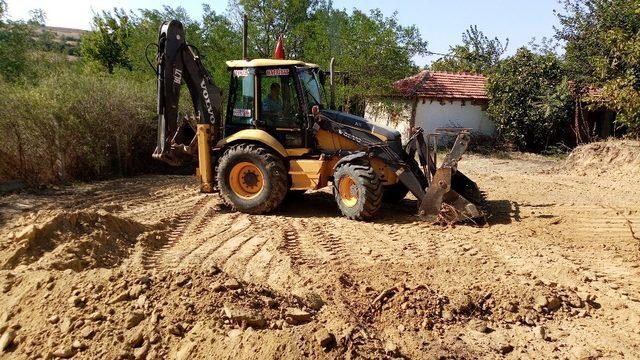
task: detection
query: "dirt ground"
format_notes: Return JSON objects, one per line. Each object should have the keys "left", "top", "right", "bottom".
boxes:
{"left": 0, "top": 140, "right": 639, "bottom": 359}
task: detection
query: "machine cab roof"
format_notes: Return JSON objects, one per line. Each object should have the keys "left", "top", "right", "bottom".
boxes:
{"left": 225, "top": 59, "right": 319, "bottom": 69}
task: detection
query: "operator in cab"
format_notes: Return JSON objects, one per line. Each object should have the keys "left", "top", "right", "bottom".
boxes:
{"left": 263, "top": 82, "right": 283, "bottom": 115}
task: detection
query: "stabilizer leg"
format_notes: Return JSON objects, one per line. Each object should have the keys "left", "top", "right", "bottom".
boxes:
{"left": 196, "top": 124, "right": 214, "bottom": 193}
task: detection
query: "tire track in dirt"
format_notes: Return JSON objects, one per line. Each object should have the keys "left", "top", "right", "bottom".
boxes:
{"left": 375, "top": 219, "right": 447, "bottom": 263}
{"left": 222, "top": 233, "right": 270, "bottom": 271}
{"left": 233, "top": 215, "right": 291, "bottom": 284}
{"left": 412, "top": 222, "right": 440, "bottom": 258}
{"left": 149, "top": 208, "right": 297, "bottom": 290}
{"left": 327, "top": 220, "right": 396, "bottom": 265}
{"left": 174, "top": 214, "right": 250, "bottom": 270}
{"left": 167, "top": 210, "right": 238, "bottom": 270}
{"left": 68, "top": 177, "right": 194, "bottom": 215}
{"left": 303, "top": 219, "right": 352, "bottom": 265}
{"left": 141, "top": 195, "right": 213, "bottom": 270}
{"left": 121, "top": 189, "right": 200, "bottom": 220}
{"left": 478, "top": 226, "right": 640, "bottom": 355}
{"left": 173, "top": 212, "right": 240, "bottom": 268}
{"left": 485, "top": 216, "right": 640, "bottom": 307}
{"left": 212, "top": 216, "right": 277, "bottom": 271}
{"left": 543, "top": 205, "right": 640, "bottom": 242}
{"left": 196, "top": 215, "right": 304, "bottom": 288}
{"left": 279, "top": 219, "right": 319, "bottom": 269}
{"left": 383, "top": 221, "right": 438, "bottom": 260}
{"left": 520, "top": 204, "right": 640, "bottom": 291}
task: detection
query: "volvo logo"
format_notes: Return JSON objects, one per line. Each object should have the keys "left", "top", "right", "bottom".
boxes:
{"left": 200, "top": 79, "right": 215, "bottom": 116}
{"left": 173, "top": 69, "right": 182, "bottom": 85}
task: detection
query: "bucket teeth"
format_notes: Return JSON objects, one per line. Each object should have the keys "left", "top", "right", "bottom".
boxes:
{"left": 419, "top": 169, "right": 486, "bottom": 225}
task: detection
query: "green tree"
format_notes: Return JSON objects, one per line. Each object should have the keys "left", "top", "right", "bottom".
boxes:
{"left": 0, "top": 16, "right": 34, "bottom": 82}
{"left": 431, "top": 25, "right": 508, "bottom": 74}
{"left": 226, "top": 1, "right": 427, "bottom": 112}
{"left": 557, "top": 0, "right": 640, "bottom": 136}
{"left": 76, "top": 1, "right": 428, "bottom": 114}
{"left": 81, "top": 9, "right": 133, "bottom": 73}
{"left": 28, "top": 8, "right": 46, "bottom": 25}
{"left": 228, "top": 0, "right": 322, "bottom": 58}
{"left": 486, "top": 47, "right": 574, "bottom": 152}
{"left": 118, "top": 6, "right": 207, "bottom": 79}
{"left": 317, "top": 8, "right": 428, "bottom": 111}
{"left": 200, "top": 5, "right": 242, "bottom": 91}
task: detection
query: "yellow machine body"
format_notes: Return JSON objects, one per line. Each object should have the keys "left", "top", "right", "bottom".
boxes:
{"left": 201, "top": 127, "right": 398, "bottom": 192}
{"left": 154, "top": 17, "right": 484, "bottom": 223}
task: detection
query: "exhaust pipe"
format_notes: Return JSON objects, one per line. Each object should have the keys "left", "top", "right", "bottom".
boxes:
{"left": 329, "top": 57, "right": 336, "bottom": 110}
{"left": 242, "top": 14, "right": 248, "bottom": 60}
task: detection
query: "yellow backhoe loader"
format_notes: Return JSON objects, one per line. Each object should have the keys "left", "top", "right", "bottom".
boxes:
{"left": 151, "top": 20, "right": 484, "bottom": 223}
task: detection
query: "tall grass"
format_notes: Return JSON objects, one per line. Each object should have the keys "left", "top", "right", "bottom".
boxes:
{"left": 0, "top": 68, "right": 157, "bottom": 186}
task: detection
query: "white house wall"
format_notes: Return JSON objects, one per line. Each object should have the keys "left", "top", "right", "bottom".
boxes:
{"left": 415, "top": 99, "right": 495, "bottom": 135}
{"left": 364, "top": 98, "right": 495, "bottom": 144}
{"left": 363, "top": 100, "right": 414, "bottom": 141}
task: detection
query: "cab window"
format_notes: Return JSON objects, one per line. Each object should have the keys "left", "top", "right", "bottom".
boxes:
{"left": 298, "top": 68, "right": 322, "bottom": 111}
{"left": 259, "top": 68, "right": 301, "bottom": 128}
{"left": 229, "top": 68, "right": 254, "bottom": 125}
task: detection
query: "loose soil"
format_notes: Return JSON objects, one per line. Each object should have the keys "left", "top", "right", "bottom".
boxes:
{"left": 0, "top": 140, "right": 639, "bottom": 359}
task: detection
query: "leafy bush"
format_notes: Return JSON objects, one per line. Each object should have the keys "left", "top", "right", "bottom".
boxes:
{"left": 557, "top": 0, "right": 640, "bottom": 137}
{"left": 0, "top": 68, "right": 156, "bottom": 185}
{"left": 0, "top": 20, "right": 34, "bottom": 82}
{"left": 486, "top": 48, "right": 574, "bottom": 152}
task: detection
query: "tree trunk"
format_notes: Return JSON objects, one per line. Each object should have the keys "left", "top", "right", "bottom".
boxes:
{"left": 573, "top": 98, "right": 591, "bottom": 145}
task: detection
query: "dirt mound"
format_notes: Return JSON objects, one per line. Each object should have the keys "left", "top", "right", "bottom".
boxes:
{"left": 0, "top": 268, "right": 324, "bottom": 359}
{"left": 370, "top": 285, "right": 447, "bottom": 332}
{"left": 1, "top": 154, "right": 640, "bottom": 359}
{"left": 3, "top": 211, "right": 146, "bottom": 271}
{"left": 370, "top": 283, "right": 590, "bottom": 331}
{"left": 561, "top": 139, "right": 640, "bottom": 176}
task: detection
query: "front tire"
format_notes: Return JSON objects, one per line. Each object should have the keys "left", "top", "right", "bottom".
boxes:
{"left": 332, "top": 160, "right": 382, "bottom": 220}
{"left": 217, "top": 143, "right": 288, "bottom": 214}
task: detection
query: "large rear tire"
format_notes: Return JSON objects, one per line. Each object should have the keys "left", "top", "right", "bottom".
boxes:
{"left": 217, "top": 143, "right": 288, "bottom": 214}
{"left": 332, "top": 160, "right": 382, "bottom": 220}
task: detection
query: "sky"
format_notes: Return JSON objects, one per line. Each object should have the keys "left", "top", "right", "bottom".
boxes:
{"left": 4, "top": 0, "right": 564, "bottom": 66}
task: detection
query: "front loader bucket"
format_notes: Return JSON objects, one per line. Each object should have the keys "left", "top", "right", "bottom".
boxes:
{"left": 419, "top": 168, "right": 484, "bottom": 223}
{"left": 406, "top": 128, "right": 485, "bottom": 224}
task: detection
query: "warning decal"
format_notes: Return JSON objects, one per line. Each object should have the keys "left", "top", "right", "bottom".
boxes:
{"left": 233, "top": 108, "right": 252, "bottom": 117}
{"left": 266, "top": 68, "right": 289, "bottom": 76}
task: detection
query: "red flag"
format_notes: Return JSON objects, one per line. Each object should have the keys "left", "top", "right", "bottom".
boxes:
{"left": 273, "top": 34, "right": 285, "bottom": 59}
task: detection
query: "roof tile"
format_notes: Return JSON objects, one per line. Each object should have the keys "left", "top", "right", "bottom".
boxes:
{"left": 393, "top": 70, "right": 488, "bottom": 100}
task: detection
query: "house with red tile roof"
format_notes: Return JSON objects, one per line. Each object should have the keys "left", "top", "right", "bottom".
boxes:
{"left": 364, "top": 70, "right": 496, "bottom": 141}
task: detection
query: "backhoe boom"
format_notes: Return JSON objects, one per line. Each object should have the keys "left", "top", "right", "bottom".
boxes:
{"left": 153, "top": 20, "right": 223, "bottom": 167}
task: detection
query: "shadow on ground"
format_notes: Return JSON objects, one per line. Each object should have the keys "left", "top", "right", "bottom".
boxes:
{"left": 485, "top": 200, "right": 520, "bottom": 225}
{"left": 275, "top": 191, "right": 517, "bottom": 227}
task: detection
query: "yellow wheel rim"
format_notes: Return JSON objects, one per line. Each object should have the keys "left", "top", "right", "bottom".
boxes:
{"left": 338, "top": 175, "right": 359, "bottom": 208}
{"left": 229, "top": 161, "right": 264, "bottom": 199}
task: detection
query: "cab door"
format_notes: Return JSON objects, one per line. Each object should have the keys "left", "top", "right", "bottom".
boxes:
{"left": 257, "top": 67, "right": 306, "bottom": 148}
{"left": 224, "top": 68, "right": 257, "bottom": 138}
